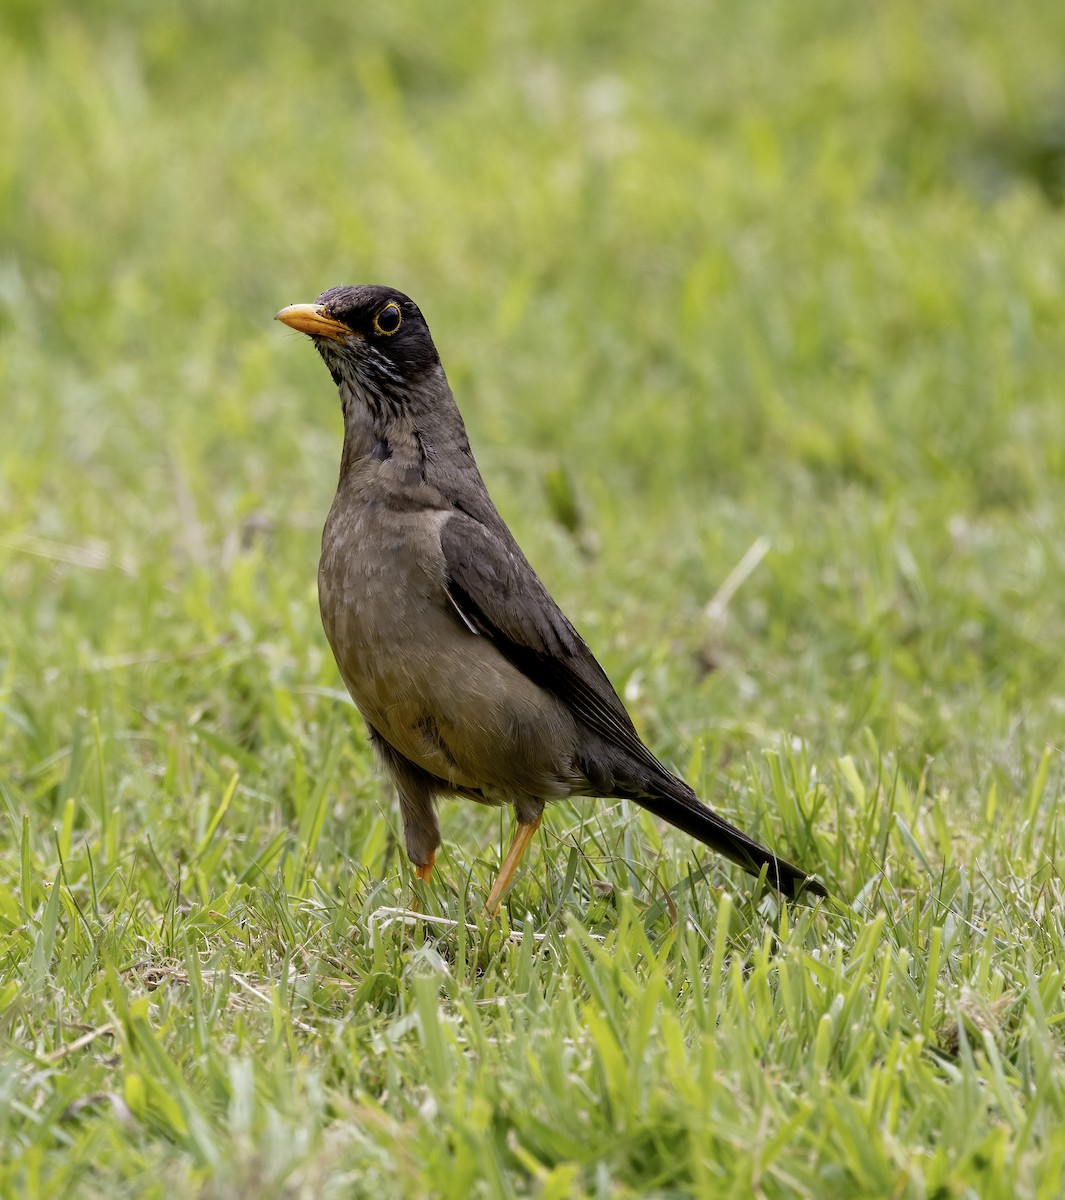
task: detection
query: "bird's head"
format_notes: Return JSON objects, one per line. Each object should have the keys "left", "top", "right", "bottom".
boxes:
{"left": 275, "top": 284, "right": 442, "bottom": 422}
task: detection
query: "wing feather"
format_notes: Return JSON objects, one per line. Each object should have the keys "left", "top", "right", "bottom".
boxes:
{"left": 440, "top": 511, "right": 663, "bottom": 775}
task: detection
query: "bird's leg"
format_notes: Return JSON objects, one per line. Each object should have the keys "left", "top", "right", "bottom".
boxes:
{"left": 409, "top": 851, "right": 436, "bottom": 913}
{"left": 485, "top": 815, "right": 542, "bottom": 914}
{"left": 414, "top": 851, "right": 435, "bottom": 885}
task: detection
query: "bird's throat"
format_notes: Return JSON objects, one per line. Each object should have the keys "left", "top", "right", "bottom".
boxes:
{"left": 340, "top": 415, "right": 428, "bottom": 489}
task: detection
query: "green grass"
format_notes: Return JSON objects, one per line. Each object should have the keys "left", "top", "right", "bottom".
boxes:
{"left": 3, "top": 0, "right": 1065, "bottom": 1195}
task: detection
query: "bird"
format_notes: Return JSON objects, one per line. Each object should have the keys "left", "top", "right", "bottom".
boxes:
{"left": 275, "top": 285, "right": 826, "bottom": 910}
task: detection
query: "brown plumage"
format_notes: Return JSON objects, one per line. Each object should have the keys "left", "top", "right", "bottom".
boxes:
{"left": 276, "top": 284, "right": 825, "bottom": 907}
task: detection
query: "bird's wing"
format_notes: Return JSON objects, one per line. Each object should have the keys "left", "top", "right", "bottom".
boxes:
{"left": 440, "top": 506, "right": 826, "bottom": 902}
{"left": 439, "top": 509, "right": 664, "bottom": 775}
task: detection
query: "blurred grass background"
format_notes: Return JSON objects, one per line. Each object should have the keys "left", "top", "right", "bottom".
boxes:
{"left": 2, "top": 1, "right": 1065, "bottom": 1196}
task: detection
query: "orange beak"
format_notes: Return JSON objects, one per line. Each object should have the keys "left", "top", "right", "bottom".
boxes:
{"left": 274, "top": 303, "right": 353, "bottom": 341}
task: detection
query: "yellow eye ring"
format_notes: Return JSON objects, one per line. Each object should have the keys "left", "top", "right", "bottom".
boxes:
{"left": 374, "top": 303, "right": 403, "bottom": 336}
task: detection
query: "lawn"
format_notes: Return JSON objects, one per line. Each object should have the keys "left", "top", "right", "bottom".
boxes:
{"left": 2, "top": 1, "right": 1065, "bottom": 1196}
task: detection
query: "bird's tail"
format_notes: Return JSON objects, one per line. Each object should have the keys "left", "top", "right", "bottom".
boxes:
{"left": 625, "top": 773, "right": 826, "bottom": 901}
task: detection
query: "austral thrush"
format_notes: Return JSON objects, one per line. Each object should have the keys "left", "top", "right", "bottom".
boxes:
{"left": 276, "top": 285, "right": 825, "bottom": 909}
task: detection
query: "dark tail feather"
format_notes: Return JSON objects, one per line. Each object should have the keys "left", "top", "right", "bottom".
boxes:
{"left": 628, "top": 776, "right": 826, "bottom": 902}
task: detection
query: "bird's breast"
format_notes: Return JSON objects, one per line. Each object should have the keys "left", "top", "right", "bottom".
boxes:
{"left": 317, "top": 491, "right": 581, "bottom": 800}
{"left": 318, "top": 491, "right": 448, "bottom": 678}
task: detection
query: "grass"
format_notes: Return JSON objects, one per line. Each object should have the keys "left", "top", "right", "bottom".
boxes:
{"left": 2, "top": 0, "right": 1065, "bottom": 1195}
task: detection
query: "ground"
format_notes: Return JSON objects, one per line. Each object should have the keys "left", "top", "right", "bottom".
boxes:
{"left": 2, "top": 1, "right": 1065, "bottom": 1196}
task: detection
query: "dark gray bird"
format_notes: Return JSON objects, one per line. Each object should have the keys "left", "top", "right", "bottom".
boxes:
{"left": 276, "top": 285, "right": 825, "bottom": 909}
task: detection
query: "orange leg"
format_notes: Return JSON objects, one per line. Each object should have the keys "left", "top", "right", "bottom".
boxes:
{"left": 409, "top": 851, "right": 436, "bottom": 913}
{"left": 414, "top": 851, "right": 436, "bottom": 885}
{"left": 485, "top": 815, "right": 542, "bottom": 915}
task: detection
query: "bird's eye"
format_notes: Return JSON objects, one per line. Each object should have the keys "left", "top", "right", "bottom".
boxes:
{"left": 373, "top": 303, "right": 403, "bottom": 335}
